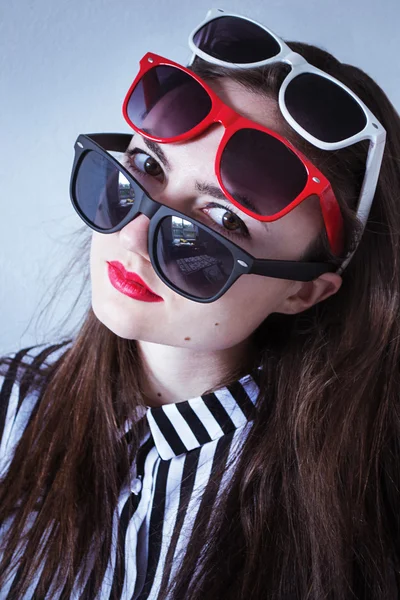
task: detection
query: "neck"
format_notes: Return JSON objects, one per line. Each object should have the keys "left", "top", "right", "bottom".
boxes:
{"left": 137, "top": 338, "right": 255, "bottom": 407}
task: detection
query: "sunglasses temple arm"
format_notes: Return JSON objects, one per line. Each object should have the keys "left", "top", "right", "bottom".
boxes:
{"left": 250, "top": 259, "right": 335, "bottom": 281}
{"left": 338, "top": 137, "right": 386, "bottom": 273}
{"left": 187, "top": 52, "right": 196, "bottom": 67}
{"left": 356, "top": 138, "right": 386, "bottom": 225}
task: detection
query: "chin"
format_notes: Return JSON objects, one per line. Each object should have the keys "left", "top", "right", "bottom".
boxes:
{"left": 91, "top": 297, "right": 170, "bottom": 343}
{"left": 91, "top": 297, "right": 139, "bottom": 340}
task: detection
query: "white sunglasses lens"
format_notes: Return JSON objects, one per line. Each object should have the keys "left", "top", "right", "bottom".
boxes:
{"left": 285, "top": 73, "right": 367, "bottom": 143}
{"left": 193, "top": 16, "right": 280, "bottom": 63}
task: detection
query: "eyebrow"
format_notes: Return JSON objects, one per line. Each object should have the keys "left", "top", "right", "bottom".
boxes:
{"left": 140, "top": 137, "right": 260, "bottom": 215}
{"left": 196, "top": 182, "right": 260, "bottom": 215}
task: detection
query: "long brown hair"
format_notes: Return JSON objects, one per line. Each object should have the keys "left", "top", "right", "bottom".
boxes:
{"left": 1, "top": 40, "right": 400, "bottom": 599}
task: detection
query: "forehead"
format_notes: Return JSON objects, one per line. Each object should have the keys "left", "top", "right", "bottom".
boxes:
{"left": 206, "top": 76, "right": 286, "bottom": 135}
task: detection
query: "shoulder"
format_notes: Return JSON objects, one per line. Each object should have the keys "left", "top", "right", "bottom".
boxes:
{"left": 0, "top": 341, "right": 73, "bottom": 474}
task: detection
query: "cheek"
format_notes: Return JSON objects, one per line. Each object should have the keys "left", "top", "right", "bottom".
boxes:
{"left": 90, "top": 233, "right": 101, "bottom": 278}
{"left": 90, "top": 232, "right": 120, "bottom": 298}
{"left": 170, "top": 274, "right": 291, "bottom": 350}
{"left": 269, "top": 196, "right": 324, "bottom": 257}
{"left": 91, "top": 231, "right": 105, "bottom": 259}
{"left": 90, "top": 231, "right": 116, "bottom": 265}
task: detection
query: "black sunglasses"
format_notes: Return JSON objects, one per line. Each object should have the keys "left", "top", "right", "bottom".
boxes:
{"left": 69, "top": 133, "right": 335, "bottom": 303}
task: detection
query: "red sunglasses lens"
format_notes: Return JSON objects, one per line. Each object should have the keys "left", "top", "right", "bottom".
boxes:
{"left": 127, "top": 63, "right": 309, "bottom": 219}
{"left": 220, "top": 129, "right": 308, "bottom": 216}
{"left": 126, "top": 66, "right": 212, "bottom": 138}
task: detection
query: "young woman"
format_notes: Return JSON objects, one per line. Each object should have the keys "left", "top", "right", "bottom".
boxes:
{"left": 1, "top": 9, "right": 400, "bottom": 600}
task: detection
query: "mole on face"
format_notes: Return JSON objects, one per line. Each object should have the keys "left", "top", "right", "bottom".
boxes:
{"left": 157, "top": 393, "right": 162, "bottom": 397}
{"left": 184, "top": 337, "right": 191, "bottom": 341}
{"left": 215, "top": 323, "right": 219, "bottom": 326}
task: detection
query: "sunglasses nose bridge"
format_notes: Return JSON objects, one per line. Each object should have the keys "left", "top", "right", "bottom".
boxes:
{"left": 135, "top": 190, "right": 162, "bottom": 220}
{"left": 214, "top": 104, "right": 239, "bottom": 129}
{"left": 283, "top": 50, "right": 305, "bottom": 68}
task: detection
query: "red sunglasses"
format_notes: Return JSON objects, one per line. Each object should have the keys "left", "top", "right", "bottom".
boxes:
{"left": 122, "top": 52, "right": 344, "bottom": 255}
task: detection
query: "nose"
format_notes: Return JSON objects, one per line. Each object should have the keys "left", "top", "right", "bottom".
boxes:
{"left": 118, "top": 213, "right": 151, "bottom": 261}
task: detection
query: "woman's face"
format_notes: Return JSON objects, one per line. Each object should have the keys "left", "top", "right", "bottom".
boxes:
{"left": 90, "top": 78, "right": 339, "bottom": 351}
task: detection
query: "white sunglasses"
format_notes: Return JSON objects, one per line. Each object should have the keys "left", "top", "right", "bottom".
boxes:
{"left": 188, "top": 8, "right": 386, "bottom": 271}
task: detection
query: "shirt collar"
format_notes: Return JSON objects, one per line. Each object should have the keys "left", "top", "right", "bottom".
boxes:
{"left": 146, "top": 372, "right": 259, "bottom": 460}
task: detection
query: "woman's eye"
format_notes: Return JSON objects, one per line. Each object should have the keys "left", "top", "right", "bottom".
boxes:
{"left": 202, "top": 203, "right": 249, "bottom": 238}
{"left": 126, "top": 150, "right": 163, "bottom": 179}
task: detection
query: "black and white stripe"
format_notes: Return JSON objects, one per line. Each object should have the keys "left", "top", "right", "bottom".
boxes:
{"left": 0, "top": 345, "right": 259, "bottom": 599}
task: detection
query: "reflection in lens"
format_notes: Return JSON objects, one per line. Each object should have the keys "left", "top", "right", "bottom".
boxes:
{"left": 74, "top": 151, "right": 136, "bottom": 230}
{"left": 193, "top": 16, "right": 280, "bottom": 63}
{"left": 285, "top": 73, "right": 367, "bottom": 142}
{"left": 220, "top": 129, "right": 308, "bottom": 215}
{"left": 127, "top": 66, "right": 212, "bottom": 138}
{"left": 156, "top": 216, "right": 234, "bottom": 299}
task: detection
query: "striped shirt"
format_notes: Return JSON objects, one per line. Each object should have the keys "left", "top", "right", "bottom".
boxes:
{"left": 0, "top": 343, "right": 260, "bottom": 599}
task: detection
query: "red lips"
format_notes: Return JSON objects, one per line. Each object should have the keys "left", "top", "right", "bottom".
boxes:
{"left": 107, "top": 261, "right": 163, "bottom": 303}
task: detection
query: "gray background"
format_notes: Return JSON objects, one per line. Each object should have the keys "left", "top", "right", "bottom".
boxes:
{"left": 0, "top": 0, "right": 399, "bottom": 355}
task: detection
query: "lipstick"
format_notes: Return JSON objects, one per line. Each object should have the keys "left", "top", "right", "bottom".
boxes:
{"left": 107, "top": 261, "right": 163, "bottom": 303}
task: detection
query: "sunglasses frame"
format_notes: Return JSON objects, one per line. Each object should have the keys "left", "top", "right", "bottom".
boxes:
{"left": 122, "top": 52, "right": 344, "bottom": 256}
{"left": 70, "top": 133, "right": 336, "bottom": 303}
{"left": 188, "top": 8, "right": 387, "bottom": 271}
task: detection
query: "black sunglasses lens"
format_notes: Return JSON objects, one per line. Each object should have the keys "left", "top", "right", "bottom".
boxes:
{"left": 220, "top": 129, "right": 308, "bottom": 216}
{"left": 126, "top": 66, "right": 212, "bottom": 138}
{"left": 74, "top": 151, "right": 137, "bottom": 230}
{"left": 285, "top": 73, "right": 367, "bottom": 143}
{"left": 74, "top": 148, "right": 238, "bottom": 300}
{"left": 193, "top": 16, "right": 280, "bottom": 63}
{"left": 155, "top": 216, "right": 234, "bottom": 300}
